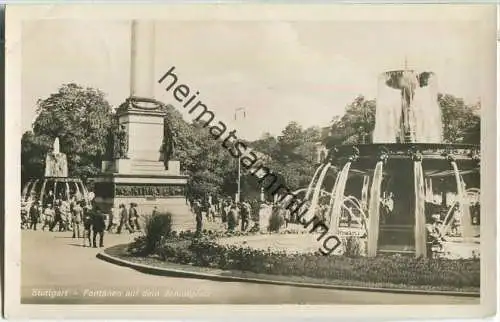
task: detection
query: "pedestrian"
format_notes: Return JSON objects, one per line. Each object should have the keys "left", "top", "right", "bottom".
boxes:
{"left": 194, "top": 200, "right": 203, "bottom": 236}
{"left": 227, "top": 204, "right": 237, "bottom": 231}
{"left": 21, "top": 201, "right": 29, "bottom": 229}
{"left": 129, "top": 203, "right": 141, "bottom": 231}
{"left": 116, "top": 204, "right": 134, "bottom": 234}
{"left": 240, "top": 201, "right": 250, "bottom": 231}
{"left": 42, "top": 204, "right": 54, "bottom": 231}
{"left": 60, "top": 199, "right": 71, "bottom": 231}
{"left": 106, "top": 206, "right": 117, "bottom": 233}
{"left": 82, "top": 202, "right": 92, "bottom": 247}
{"left": 72, "top": 201, "right": 83, "bottom": 238}
{"left": 92, "top": 207, "right": 106, "bottom": 248}
{"left": 200, "top": 198, "right": 210, "bottom": 222}
{"left": 50, "top": 200, "right": 63, "bottom": 232}
{"left": 29, "top": 201, "right": 40, "bottom": 231}
{"left": 220, "top": 201, "right": 228, "bottom": 226}
{"left": 426, "top": 214, "right": 445, "bottom": 258}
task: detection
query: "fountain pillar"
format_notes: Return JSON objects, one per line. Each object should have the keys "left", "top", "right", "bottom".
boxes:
{"left": 413, "top": 160, "right": 427, "bottom": 257}
{"left": 367, "top": 161, "right": 384, "bottom": 257}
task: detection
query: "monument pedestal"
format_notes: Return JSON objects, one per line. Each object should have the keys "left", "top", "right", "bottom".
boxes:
{"left": 93, "top": 171, "right": 188, "bottom": 216}
{"left": 94, "top": 158, "right": 189, "bottom": 216}
{"left": 93, "top": 21, "right": 190, "bottom": 221}
{"left": 93, "top": 97, "right": 189, "bottom": 218}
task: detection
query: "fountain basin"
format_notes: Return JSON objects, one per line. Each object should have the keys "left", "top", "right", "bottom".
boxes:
{"left": 22, "top": 177, "right": 91, "bottom": 207}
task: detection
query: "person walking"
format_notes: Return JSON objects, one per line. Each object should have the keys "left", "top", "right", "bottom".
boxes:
{"left": 220, "top": 201, "right": 228, "bottom": 228}
{"left": 92, "top": 207, "right": 106, "bottom": 248}
{"left": 426, "top": 214, "right": 445, "bottom": 258}
{"left": 106, "top": 206, "right": 117, "bottom": 233}
{"left": 240, "top": 201, "right": 250, "bottom": 231}
{"left": 116, "top": 203, "right": 134, "bottom": 234}
{"left": 60, "top": 199, "right": 71, "bottom": 231}
{"left": 50, "top": 200, "right": 63, "bottom": 232}
{"left": 29, "top": 202, "right": 40, "bottom": 231}
{"left": 129, "top": 203, "right": 141, "bottom": 231}
{"left": 21, "top": 202, "right": 29, "bottom": 229}
{"left": 71, "top": 201, "right": 83, "bottom": 238}
{"left": 82, "top": 203, "right": 93, "bottom": 247}
{"left": 42, "top": 204, "right": 54, "bottom": 231}
{"left": 193, "top": 200, "right": 203, "bottom": 236}
{"left": 227, "top": 204, "right": 238, "bottom": 231}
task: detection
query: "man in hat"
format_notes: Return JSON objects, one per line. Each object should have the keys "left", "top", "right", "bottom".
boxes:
{"left": 129, "top": 203, "right": 141, "bottom": 231}
{"left": 91, "top": 206, "right": 106, "bottom": 248}
{"left": 42, "top": 204, "right": 55, "bottom": 231}
{"left": 425, "top": 214, "right": 445, "bottom": 258}
{"left": 193, "top": 199, "right": 203, "bottom": 236}
{"left": 240, "top": 201, "right": 251, "bottom": 231}
{"left": 72, "top": 200, "right": 83, "bottom": 238}
{"left": 29, "top": 201, "right": 41, "bottom": 230}
{"left": 117, "top": 203, "right": 134, "bottom": 234}
{"left": 227, "top": 204, "right": 238, "bottom": 232}
{"left": 81, "top": 202, "right": 93, "bottom": 247}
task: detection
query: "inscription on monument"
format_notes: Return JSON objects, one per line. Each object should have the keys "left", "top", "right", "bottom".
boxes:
{"left": 114, "top": 184, "right": 185, "bottom": 197}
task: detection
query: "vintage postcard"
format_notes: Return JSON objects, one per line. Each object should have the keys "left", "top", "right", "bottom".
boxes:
{"left": 4, "top": 3, "right": 497, "bottom": 320}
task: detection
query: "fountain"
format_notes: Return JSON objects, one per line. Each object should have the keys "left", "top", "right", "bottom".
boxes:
{"left": 21, "top": 137, "right": 91, "bottom": 208}
{"left": 307, "top": 68, "right": 480, "bottom": 258}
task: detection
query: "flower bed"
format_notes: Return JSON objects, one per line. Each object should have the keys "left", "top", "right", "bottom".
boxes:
{"left": 123, "top": 221, "right": 479, "bottom": 293}
{"left": 148, "top": 237, "right": 480, "bottom": 292}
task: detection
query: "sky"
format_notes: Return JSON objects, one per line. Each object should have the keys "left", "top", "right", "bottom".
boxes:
{"left": 22, "top": 18, "right": 484, "bottom": 141}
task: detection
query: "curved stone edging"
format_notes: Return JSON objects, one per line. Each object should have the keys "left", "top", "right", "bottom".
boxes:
{"left": 96, "top": 250, "right": 480, "bottom": 298}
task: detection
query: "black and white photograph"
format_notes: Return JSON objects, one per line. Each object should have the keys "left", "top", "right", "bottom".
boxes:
{"left": 4, "top": 4, "right": 497, "bottom": 320}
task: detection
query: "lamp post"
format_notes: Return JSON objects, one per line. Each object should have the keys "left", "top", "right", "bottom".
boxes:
{"left": 234, "top": 108, "right": 246, "bottom": 203}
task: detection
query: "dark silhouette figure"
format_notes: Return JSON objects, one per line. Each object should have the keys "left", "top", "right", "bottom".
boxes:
{"left": 92, "top": 208, "right": 106, "bottom": 248}
{"left": 114, "top": 125, "right": 128, "bottom": 159}
{"left": 117, "top": 204, "right": 134, "bottom": 234}
{"left": 29, "top": 203, "right": 40, "bottom": 230}
{"left": 161, "top": 118, "right": 176, "bottom": 169}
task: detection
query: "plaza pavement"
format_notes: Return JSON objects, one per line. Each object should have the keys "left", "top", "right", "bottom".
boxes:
{"left": 21, "top": 229, "right": 479, "bottom": 305}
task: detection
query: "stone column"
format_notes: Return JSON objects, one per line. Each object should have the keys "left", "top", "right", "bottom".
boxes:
{"left": 130, "top": 20, "right": 156, "bottom": 98}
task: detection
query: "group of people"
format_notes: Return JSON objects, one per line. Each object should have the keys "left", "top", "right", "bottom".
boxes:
{"left": 21, "top": 189, "right": 148, "bottom": 248}
{"left": 21, "top": 193, "right": 84, "bottom": 232}
{"left": 187, "top": 195, "right": 314, "bottom": 235}
{"left": 106, "top": 203, "right": 142, "bottom": 234}
{"left": 189, "top": 197, "right": 258, "bottom": 234}
{"left": 22, "top": 197, "right": 108, "bottom": 248}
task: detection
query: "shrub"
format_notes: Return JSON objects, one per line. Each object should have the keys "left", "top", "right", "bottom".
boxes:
{"left": 268, "top": 210, "right": 284, "bottom": 232}
{"left": 342, "top": 236, "right": 367, "bottom": 257}
{"left": 141, "top": 212, "right": 173, "bottom": 255}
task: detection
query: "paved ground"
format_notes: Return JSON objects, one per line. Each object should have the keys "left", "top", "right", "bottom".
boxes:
{"left": 21, "top": 229, "right": 479, "bottom": 305}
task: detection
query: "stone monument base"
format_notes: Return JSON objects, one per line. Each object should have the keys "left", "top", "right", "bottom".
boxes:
{"left": 93, "top": 159, "right": 191, "bottom": 225}
{"left": 92, "top": 173, "right": 191, "bottom": 222}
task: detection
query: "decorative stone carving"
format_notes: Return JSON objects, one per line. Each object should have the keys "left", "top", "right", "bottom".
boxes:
{"left": 160, "top": 118, "right": 176, "bottom": 168}
{"left": 114, "top": 184, "right": 185, "bottom": 197}
{"left": 113, "top": 125, "right": 129, "bottom": 159}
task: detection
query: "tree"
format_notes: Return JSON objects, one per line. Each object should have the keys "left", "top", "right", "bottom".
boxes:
{"left": 324, "top": 95, "right": 376, "bottom": 147}
{"left": 324, "top": 93, "right": 480, "bottom": 147}
{"left": 22, "top": 83, "right": 114, "bottom": 182}
{"left": 21, "top": 131, "right": 52, "bottom": 186}
{"left": 439, "top": 94, "right": 480, "bottom": 144}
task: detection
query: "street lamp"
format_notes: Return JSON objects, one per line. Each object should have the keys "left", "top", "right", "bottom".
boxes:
{"left": 234, "top": 108, "right": 246, "bottom": 203}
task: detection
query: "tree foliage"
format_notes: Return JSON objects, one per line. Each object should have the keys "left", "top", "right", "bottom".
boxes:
{"left": 323, "top": 93, "right": 480, "bottom": 147}
{"left": 22, "top": 83, "right": 480, "bottom": 200}
{"left": 439, "top": 94, "right": 480, "bottom": 144}
{"left": 22, "top": 83, "right": 114, "bottom": 183}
